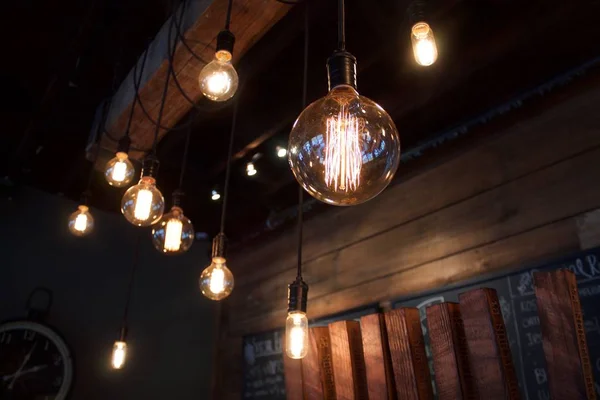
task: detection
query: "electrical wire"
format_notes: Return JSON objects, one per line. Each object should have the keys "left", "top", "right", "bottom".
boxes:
{"left": 296, "top": 2, "right": 309, "bottom": 280}
{"left": 151, "top": 54, "right": 172, "bottom": 157}
{"left": 219, "top": 94, "right": 239, "bottom": 234}
{"left": 121, "top": 233, "right": 141, "bottom": 334}
{"left": 337, "top": 0, "right": 346, "bottom": 51}
{"left": 178, "top": 113, "right": 193, "bottom": 190}
{"left": 225, "top": 0, "right": 234, "bottom": 31}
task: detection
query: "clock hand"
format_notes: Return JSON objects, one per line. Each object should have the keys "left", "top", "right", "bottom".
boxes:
{"left": 2, "top": 365, "right": 48, "bottom": 382}
{"left": 8, "top": 341, "right": 38, "bottom": 389}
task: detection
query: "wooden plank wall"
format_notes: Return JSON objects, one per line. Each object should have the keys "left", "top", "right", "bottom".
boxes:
{"left": 213, "top": 73, "right": 600, "bottom": 399}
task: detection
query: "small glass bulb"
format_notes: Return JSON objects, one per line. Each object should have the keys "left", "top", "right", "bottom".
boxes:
{"left": 199, "top": 50, "right": 239, "bottom": 102}
{"left": 211, "top": 190, "right": 221, "bottom": 201}
{"left": 246, "top": 162, "right": 257, "bottom": 176}
{"left": 105, "top": 152, "right": 135, "bottom": 187}
{"left": 288, "top": 85, "right": 401, "bottom": 206}
{"left": 276, "top": 146, "right": 287, "bottom": 158}
{"left": 285, "top": 311, "right": 308, "bottom": 359}
{"left": 411, "top": 22, "right": 438, "bottom": 67}
{"left": 121, "top": 176, "right": 165, "bottom": 226}
{"left": 111, "top": 341, "right": 127, "bottom": 369}
{"left": 68, "top": 205, "right": 94, "bottom": 236}
{"left": 151, "top": 206, "right": 194, "bottom": 254}
{"left": 199, "top": 257, "right": 234, "bottom": 301}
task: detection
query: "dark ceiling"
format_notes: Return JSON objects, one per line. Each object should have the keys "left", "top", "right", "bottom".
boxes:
{"left": 3, "top": 0, "right": 600, "bottom": 244}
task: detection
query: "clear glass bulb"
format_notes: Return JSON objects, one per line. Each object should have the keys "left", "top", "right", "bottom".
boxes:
{"left": 285, "top": 311, "right": 308, "bottom": 359}
{"left": 105, "top": 152, "right": 135, "bottom": 187}
{"left": 199, "top": 257, "right": 234, "bottom": 301}
{"left": 288, "top": 85, "right": 401, "bottom": 206}
{"left": 68, "top": 205, "right": 94, "bottom": 236}
{"left": 411, "top": 22, "right": 438, "bottom": 66}
{"left": 199, "top": 50, "right": 239, "bottom": 102}
{"left": 151, "top": 206, "right": 194, "bottom": 254}
{"left": 111, "top": 341, "right": 127, "bottom": 369}
{"left": 121, "top": 176, "right": 165, "bottom": 226}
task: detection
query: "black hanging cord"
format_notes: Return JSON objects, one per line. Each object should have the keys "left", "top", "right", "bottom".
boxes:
{"left": 151, "top": 60, "right": 172, "bottom": 157}
{"left": 225, "top": 0, "right": 234, "bottom": 30}
{"left": 220, "top": 96, "right": 238, "bottom": 234}
{"left": 337, "top": 0, "right": 346, "bottom": 51}
{"left": 178, "top": 114, "right": 193, "bottom": 190}
{"left": 121, "top": 233, "right": 141, "bottom": 337}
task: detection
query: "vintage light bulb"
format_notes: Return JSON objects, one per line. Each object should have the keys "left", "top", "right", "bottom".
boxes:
{"left": 288, "top": 52, "right": 401, "bottom": 206}
{"left": 285, "top": 311, "right": 308, "bottom": 359}
{"left": 151, "top": 206, "right": 194, "bottom": 254}
{"left": 246, "top": 162, "right": 257, "bottom": 176}
{"left": 276, "top": 146, "right": 287, "bottom": 158}
{"left": 111, "top": 341, "right": 127, "bottom": 369}
{"left": 121, "top": 176, "right": 165, "bottom": 226}
{"left": 68, "top": 205, "right": 94, "bottom": 236}
{"left": 105, "top": 152, "right": 135, "bottom": 187}
{"left": 411, "top": 22, "right": 438, "bottom": 66}
{"left": 199, "top": 50, "right": 238, "bottom": 102}
{"left": 199, "top": 257, "right": 234, "bottom": 300}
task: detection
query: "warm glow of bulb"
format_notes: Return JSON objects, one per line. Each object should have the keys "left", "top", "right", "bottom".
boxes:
{"left": 134, "top": 189, "right": 153, "bottom": 221}
{"left": 164, "top": 218, "right": 183, "bottom": 251}
{"left": 206, "top": 72, "right": 231, "bottom": 96}
{"left": 112, "top": 341, "right": 127, "bottom": 369}
{"left": 325, "top": 105, "right": 362, "bottom": 192}
{"left": 276, "top": 146, "right": 287, "bottom": 158}
{"left": 74, "top": 213, "right": 88, "bottom": 232}
{"left": 285, "top": 311, "right": 308, "bottom": 359}
{"left": 111, "top": 161, "right": 128, "bottom": 183}
{"left": 411, "top": 22, "right": 438, "bottom": 66}
{"left": 209, "top": 267, "right": 226, "bottom": 294}
{"left": 246, "top": 163, "right": 257, "bottom": 176}
{"left": 199, "top": 51, "right": 238, "bottom": 102}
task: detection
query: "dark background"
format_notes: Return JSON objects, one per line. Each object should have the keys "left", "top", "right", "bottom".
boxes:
{"left": 0, "top": 186, "right": 217, "bottom": 399}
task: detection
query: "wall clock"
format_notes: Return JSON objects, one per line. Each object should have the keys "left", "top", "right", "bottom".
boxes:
{"left": 0, "top": 288, "right": 73, "bottom": 399}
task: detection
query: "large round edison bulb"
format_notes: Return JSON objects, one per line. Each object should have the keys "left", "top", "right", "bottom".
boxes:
{"left": 198, "top": 50, "right": 239, "bottom": 102}
{"left": 199, "top": 257, "right": 234, "bottom": 300}
{"left": 285, "top": 311, "right": 308, "bottom": 359}
{"left": 121, "top": 176, "right": 165, "bottom": 226}
{"left": 68, "top": 205, "right": 94, "bottom": 236}
{"left": 288, "top": 85, "right": 401, "bottom": 206}
{"left": 151, "top": 206, "right": 194, "bottom": 254}
{"left": 411, "top": 22, "right": 438, "bottom": 67}
{"left": 111, "top": 341, "right": 127, "bottom": 370}
{"left": 105, "top": 152, "right": 135, "bottom": 187}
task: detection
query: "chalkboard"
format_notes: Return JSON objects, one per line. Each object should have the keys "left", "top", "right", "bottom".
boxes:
{"left": 392, "top": 247, "right": 600, "bottom": 400}
{"left": 242, "top": 306, "right": 378, "bottom": 399}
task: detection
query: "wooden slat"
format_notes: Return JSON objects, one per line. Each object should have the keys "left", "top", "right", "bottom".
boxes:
{"left": 459, "top": 288, "right": 520, "bottom": 399}
{"left": 302, "top": 326, "right": 336, "bottom": 400}
{"left": 534, "top": 270, "right": 596, "bottom": 399}
{"left": 385, "top": 308, "right": 434, "bottom": 400}
{"left": 426, "top": 302, "right": 475, "bottom": 400}
{"left": 232, "top": 144, "right": 600, "bottom": 329}
{"left": 283, "top": 353, "right": 303, "bottom": 400}
{"left": 232, "top": 209, "right": 579, "bottom": 335}
{"left": 360, "top": 313, "right": 396, "bottom": 399}
{"left": 231, "top": 81, "right": 600, "bottom": 292}
{"left": 329, "top": 320, "right": 368, "bottom": 400}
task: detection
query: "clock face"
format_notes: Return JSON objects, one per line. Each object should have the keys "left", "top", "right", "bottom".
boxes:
{"left": 0, "top": 321, "right": 73, "bottom": 400}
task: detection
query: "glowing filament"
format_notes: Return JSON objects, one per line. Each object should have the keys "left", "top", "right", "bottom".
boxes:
{"left": 112, "top": 341, "right": 127, "bottom": 369}
{"left": 206, "top": 72, "right": 231, "bottom": 96}
{"left": 134, "top": 189, "right": 153, "bottom": 221}
{"left": 289, "top": 324, "right": 306, "bottom": 358}
{"left": 164, "top": 219, "right": 183, "bottom": 252}
{"left": 324, "top": 105, "right": 362, "bottom": 192}
{"left": 209, "top": 267, "right": 226, "bottom": 294}
{"left": 74, "top": 213, "right": 88, "bottom": 232}
{"left": 111, "top": 161, "right": 128, "bottom": 183}
{"left": 414, "top": 39, "right": 436, "bottom": 66}
{"left": 285, "top": 312, "right": 308, "bottom": 359}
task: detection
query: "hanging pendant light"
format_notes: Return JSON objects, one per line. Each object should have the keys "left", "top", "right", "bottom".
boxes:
{"left": 409, "top": 0, "right": 438, "bottom": 67}
{"left": 199, "top": 97, "right": 239, "bottom": 301}
{"left": 111, "top": 235, "right": 141, "bottom": 370}
{"left": 288, "top": 0, "right": 401, "bottom": 206}
{"left": 198, "top": 0, "right": 239, "bottom": 102}
{"left": 152, "top": 116, "right": 195, "bottom": 255}
{"left": 121, "top": 53, "right": 170, "bottom": 227}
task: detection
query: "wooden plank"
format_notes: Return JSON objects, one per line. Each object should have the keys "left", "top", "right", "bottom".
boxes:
{"left": 231, "top": 82, "right": 600, "bottom": 292}
{"left": 534, "top": 270, "right": 596, "bottom": 399}
{"left": 459, "top": 288, "right": 520, "bottom": 399}
{"left": 238, "top": 146, "right": 600, "bottom": 324}
{"left": 360, "top": 313, "right": 396, "bottom": 399}
{"left": 283, "top": 348, "right": 304, "bottom": 400}
{"left": 302, "top": 326, "right": 336, "bottom": 400}
{"left": 385, "top": 308, "right": 433, "bottom": 400}
{"left": 426, "top": 302, "right": 475, "bottom": 400}
{"left": 329, "top": 320, "right": 368, "bottom": 400}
